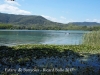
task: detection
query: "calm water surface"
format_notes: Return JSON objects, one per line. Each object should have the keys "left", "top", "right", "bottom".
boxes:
{"left": 0, "top": 30, "right": 89, "bottom": 46}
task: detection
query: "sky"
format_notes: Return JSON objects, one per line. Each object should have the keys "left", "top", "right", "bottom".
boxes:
{"left": 0, "top": 0, "right": 100, "bottom": 23}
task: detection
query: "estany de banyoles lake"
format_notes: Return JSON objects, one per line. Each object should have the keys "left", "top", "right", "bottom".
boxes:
{"left": 0, "top": 30, "right": 89, "bottom": 46}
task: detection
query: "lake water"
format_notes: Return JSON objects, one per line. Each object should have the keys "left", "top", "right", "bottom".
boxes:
{"left": 0, "top": 30, "right": 89, "bottom": 46}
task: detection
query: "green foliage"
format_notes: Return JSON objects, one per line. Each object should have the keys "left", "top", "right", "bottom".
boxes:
{"left": 0, "top": 23, "right": 14, "bottom": 29}
{"left": 83, "top": 31, "right": 100, "bottom": 47}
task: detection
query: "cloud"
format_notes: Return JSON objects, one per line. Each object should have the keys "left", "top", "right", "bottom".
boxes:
{"left": 60, "top": 16, "right": 66, "bottom": 19}
{"left": 0, "top": 0, "right": 32, "bottom": 15}
{"left": 39, "top": 15, "right": 100, "bottom": 23}
{"left": 41, "top": 15, "right": 57, "bottom": 22}
{"left": 41, "top": 15, "right": 76, "bottom": 23}
{"left": 85, "top": 19, "right": 100, "bottom": 23}
{"left": 86, "top": 19, "right": 90, "bottom": 21}
{"left": 93, "top": 19, "right": 100, "bottom": 23}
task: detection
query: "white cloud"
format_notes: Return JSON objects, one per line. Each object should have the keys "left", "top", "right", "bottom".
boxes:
{"left": 41, "top": 15, "right": 57, "bottom": 22}
{"left": 86, "top": 19, "right": 90, "bottom": 21}
{"left": 41, "top": 15, "right": 100, "bottom": 23}
{"left": 41, "top": 15, "right": 76, "bottom": 23}
{"left": 0, "top": 0, "right": 32, "bottom": 15}
{"left": 93, "top": 19, "right": 97, "bottom": 21}
{"left": 93, "top": 19, "right": 100, "bottom": 23}
{"left": 60, "top": 16, "right": 66, "bottom": 19}
{"left": 85, "top": 19, "right": 100, "bottom": 23}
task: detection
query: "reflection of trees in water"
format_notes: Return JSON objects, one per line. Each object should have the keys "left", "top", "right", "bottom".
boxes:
{"left": 0, "top": 31, "right": 20, "bottom": 45}
{"left": 0, "top": 37, "right": 10, "bottom": 44}
{"left": 0, "top": 30, "right": 87, "bottom": 45}
{"left": 0, "top": 30, "right": 50, "bottom": 45}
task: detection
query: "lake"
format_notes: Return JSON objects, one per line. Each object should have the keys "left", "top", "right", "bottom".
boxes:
{"left": 0, "top": 30, "right": 89, "bottom": 46}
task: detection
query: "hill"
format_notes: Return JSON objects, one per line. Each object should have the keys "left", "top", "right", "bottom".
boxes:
{"left": 68, "top": 22, "right": 100, "bottom": 26}
{"left": 0, "top": 13, "right": 100, "bottom": 30}
{"left": 0, "top": 13, "right": 63, "bottom": 25}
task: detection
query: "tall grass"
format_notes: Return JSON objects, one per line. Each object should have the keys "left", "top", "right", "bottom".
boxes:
{"left": 83, "top": 31, "right": 100, "bottom": 47}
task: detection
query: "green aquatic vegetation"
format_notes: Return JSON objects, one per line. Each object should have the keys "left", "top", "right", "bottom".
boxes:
{"left": 0, "top": 45, "right": 100, "bottom": 75}
{"left": 83, "top": 31, "right": 100, "bottom": 47}
{"left": 0, "top": 44, "right": 100, "bottom": 60}
{"left": 0, "top": 44, "right": 100, "bottom": 64}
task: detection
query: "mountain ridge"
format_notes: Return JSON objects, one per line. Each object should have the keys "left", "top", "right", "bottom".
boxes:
{"left": 0, "top": 13, "right": 64, "bottom": 26}
{"left": 0, "top": 13, "right": 100, "bottom": 26}
{"left": 0, "top": 13, "right": 100, "bottom": 30}
{"left": 68, "top": 22, "right": 100, "bottom": 26}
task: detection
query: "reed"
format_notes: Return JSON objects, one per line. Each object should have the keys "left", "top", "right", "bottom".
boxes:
{"left": 83, "top": 31, "right": 100, "bottom": 47}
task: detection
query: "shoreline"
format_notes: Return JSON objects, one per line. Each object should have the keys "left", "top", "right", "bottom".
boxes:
{"left": 0, "top": 44, "right": 100, "bottom": 75}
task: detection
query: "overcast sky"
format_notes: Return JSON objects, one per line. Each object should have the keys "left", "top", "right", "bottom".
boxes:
{"left": 0, "top": 0, "right": 100, "bottom": 23}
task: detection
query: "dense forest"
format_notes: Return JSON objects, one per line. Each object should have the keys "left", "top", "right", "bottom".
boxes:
{"left": 0, "top": 13, "right": 100, "bottom": 30}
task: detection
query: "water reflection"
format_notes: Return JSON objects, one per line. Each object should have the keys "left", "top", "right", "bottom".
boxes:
{"left": 0, "top": 30, "right": 89, "bottom": 46}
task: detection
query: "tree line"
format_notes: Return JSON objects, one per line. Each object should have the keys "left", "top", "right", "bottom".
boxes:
{"left": 0, "top": 23, "right": 100, "bottom": 31}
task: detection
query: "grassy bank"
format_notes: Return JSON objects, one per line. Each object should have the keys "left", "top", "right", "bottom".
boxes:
{"left": 13, "top": 44, "right": 100, "bottom": 53}
{"left": 0, "top": 44, "right": 100, "bottom": 60}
